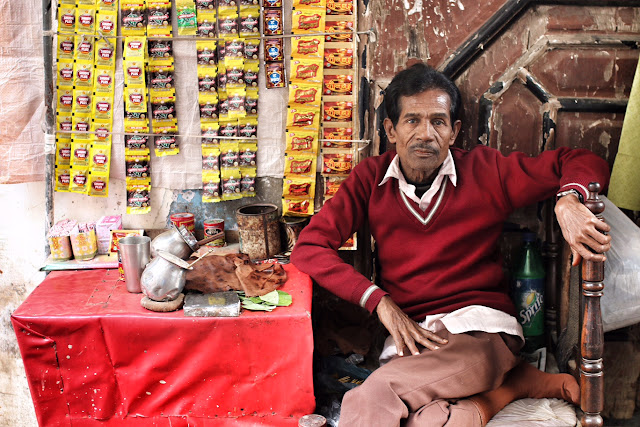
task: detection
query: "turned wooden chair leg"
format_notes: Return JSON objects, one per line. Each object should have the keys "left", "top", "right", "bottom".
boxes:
{"left": 580, "top": 182, "right": 606, "bottom": 427}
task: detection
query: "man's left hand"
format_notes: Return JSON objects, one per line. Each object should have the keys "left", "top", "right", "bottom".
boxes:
{"left": 555, "top": 193, "right": 611, "bottom": 266}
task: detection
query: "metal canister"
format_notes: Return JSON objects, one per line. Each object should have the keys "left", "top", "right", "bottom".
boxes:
{"left": 170, "top": 212, "right": 195, "bottom": 234}
{"left": 280, "top": 216, "right": 308, "bottom": 253}
{"left": 203, "top": 218, "right": 225, "bottom": 247}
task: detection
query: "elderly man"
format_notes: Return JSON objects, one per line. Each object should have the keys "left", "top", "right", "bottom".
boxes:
{"left": 291, "top": 63, "right": 611, "bottom": 426}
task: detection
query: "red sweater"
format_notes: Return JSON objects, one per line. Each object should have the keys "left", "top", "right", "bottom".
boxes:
{"left": 291, "top": 146, "right": 610, "bottom": 321}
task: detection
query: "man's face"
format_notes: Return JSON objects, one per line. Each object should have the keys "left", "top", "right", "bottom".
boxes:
{"left": 384, "top": 89, "right": 461, "bottom": 184}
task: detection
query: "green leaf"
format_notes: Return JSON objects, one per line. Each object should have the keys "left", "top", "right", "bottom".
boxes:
{"left": 249, "top": 296, "right": 262, "bottom": 304}
{"left": 242, "top": 301, "right": 275, "bottom": 311}
{"left": 259, "top": 290, "right": 280, "bottom": 305}
{"left": 275, "top": 290, "right": 292, "bottom": 306}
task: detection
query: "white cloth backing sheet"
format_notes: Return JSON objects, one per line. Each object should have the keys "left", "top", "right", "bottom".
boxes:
{"left": 0, "top": 0, "right": 288, "bottom": 187}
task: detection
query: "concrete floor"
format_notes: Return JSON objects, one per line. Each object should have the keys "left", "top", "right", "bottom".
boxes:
{"left": 603, "top": 411, "right": 640, "bottom": 426}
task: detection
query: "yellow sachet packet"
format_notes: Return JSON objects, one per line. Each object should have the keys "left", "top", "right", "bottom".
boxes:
{"left": 95, "top": 38, "right": 117, "bottom": 69}
{"left": 57, "top": 88, "right": 74, "bottom": 113}
{"left": 124, "top": 59, "right": 146, "bottom": 85}
{"left": 291, "top": 36, "right": 325, "bottom": 60}
{"left": 282, "top": 197, "right": 315, "bottom": 217}
{"left": 73, "top": 88, "right": 92, "bottom": 115}
{"left": 286, "top": 107, "right": 320, "bottom": 131}
{"left": 293, "top": 0, "right": 326, "bottom": 8}
{"left": 97, "top": 9, "right": 118, "bottom": 37}
{"left": 71, "top": 141, "right": 91, "bottom": 167}
{"left": 202, "top": 147, "right": 221, "bottom": 172}
{"left": 71, "top": 114, "right": 92, "bottom": 141}
{"left": 286, "top": 130, "right": 319, "bottom": 154}
{"left": 238, "top": 116, "right": 258, "bottom": 139}
{"left": 283, "top": 176, "right": 316, "bottom": 199}
{"left": 56, "top": 141, "right": 72, "bottom": 167}
{"left": 121, "top": 2, "right": 147, "bottom": 36}
{"left": 245, "top": 87, "right": 259, "bottom": 115}
{"left": 92, "top": 94, "right": 114, "bottom": 121}
{"left": 220, "top": 140, "right": 240, "bottom": 169}
{"left": 239, "top": 5, "right": 261, "bottom": 37}
{"left": 57, "top": 61, "right": 75, "bottom": 89}
{"left": 197, "top": 10, "right": 217, "bottom": 38}
{"left": 55, "top": 166, "right": 71, "bottom": 192}
{"left": 217, "top": 9, "right": 239, "bottom": 38}
{"left": 201, "top": 122, "right": 220, "bottom": 147}
{"left": 284, "top": 153, "right": 317, "bottom": 177}
{"left": 238, "top": 142, "right": 257, "bottom": 167}
{"left": 150, "top": 93, "right": 177, "bottom": 125}
{"left": 227, "top": 87, "right": 246, "bottom": 119}
{"left": 288, "top": 83, "right": 322, "bottom": 108}
{"left": 58, "top": 6, "right": 76, "bottom": 34}
{"left": 147, "top": 1, "right": 172, "bottom": 31}
{"left": 197, "top": 67, "right": 218, "bottom": 93}
{"left": 292, "top": 9, "right": 325, "bottom": 34}
{"left": 126, "top": 181, "right": 152, "bottom": 215}
{"left": 221, "top": 168, "right": 242, "bottom": 201}
{"left": 154, "top": 125, "right": 180, "bottom": 157}
{"left": 123, "top": 36, "right": 147, "bottom": 59}
{"left": 74, "top": 35, "right": 94, "bottom": 62}
{"left": 57, "top": 34, "right": 75, "bottom": 60}
{"left": 74, "top": 60, "right": 94, "bottom": 88}
{"left": 125, "top": 85, "right": 148, "bottom": 119}
{"left": 57, "top": 114, "right": 73, "bottom": 137}
{"left": 69, "top": 166, "right": 90, "bottom": 194}
{"left": 88, "top": 172, "right": 109, "bottom": 197}
{"left": 89, "top": 145, "right": 111, "bottom": 173}
{"left": 198, "top": 91, "right": 219, "bottom": 122}
{"left": 76, "top": 6, "right": 96, "bottom": 34}
{"left": 92, "top": 120, "right": 113, "bottom": 145}
{"left": 290, "top": 57, "right": 324, "bottom": 84}
{"left": 202, "top": 171, "right": 222, "bottom": 203}
{"left": 94, "top": 67, "right": 116, "bottom": 93}
{"left": 240, "top": 169, "right": 256, "bottom": 197}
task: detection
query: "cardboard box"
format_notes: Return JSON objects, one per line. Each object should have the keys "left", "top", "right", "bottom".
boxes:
{"left": 96, "top": 215, "right": 122, "bottom": 254}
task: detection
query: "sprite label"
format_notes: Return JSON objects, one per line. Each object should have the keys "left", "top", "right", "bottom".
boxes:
{"left": 514, "top": 278, "right": 544, "bottom": 337}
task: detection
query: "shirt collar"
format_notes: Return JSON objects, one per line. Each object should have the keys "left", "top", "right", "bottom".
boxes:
{"left": 379, "top": 149, "right": 457, "bottom": 188}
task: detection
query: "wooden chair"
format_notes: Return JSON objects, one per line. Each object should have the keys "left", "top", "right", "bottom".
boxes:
{"left": 548, "top": 182, "right": 606, "bottom": 427}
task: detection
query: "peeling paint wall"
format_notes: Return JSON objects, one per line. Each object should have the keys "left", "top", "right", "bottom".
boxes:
{"left": 369, "top": 0, "right": 509, "bottom": 76}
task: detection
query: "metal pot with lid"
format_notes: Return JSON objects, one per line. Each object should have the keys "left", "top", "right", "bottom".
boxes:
{"left": 150, "top": 224, "right": 224, "bottom": 260}
{"left": 140, "top": 250, "right": 192, "bottom": 302}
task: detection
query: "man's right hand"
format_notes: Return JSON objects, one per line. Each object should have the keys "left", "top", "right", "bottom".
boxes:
{"left": 376, "top": 295, "right": 448, "bottom": 356}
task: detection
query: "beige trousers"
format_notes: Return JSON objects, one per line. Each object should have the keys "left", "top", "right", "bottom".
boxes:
{"left": 339, "top": 330, "right": 522, "bottom": 427}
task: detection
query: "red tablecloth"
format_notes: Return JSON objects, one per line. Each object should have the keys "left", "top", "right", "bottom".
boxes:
{"left": 12, "top": 264, "right": 315, "bottom": 426}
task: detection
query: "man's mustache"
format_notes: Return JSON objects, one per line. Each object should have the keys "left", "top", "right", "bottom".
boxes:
{"left": 409, "top": 144, "right": 439, "bottom": 154}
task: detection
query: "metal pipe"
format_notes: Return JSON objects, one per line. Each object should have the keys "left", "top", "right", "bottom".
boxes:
{"left": 43, "top": 0, "right": 55, "bottom": 257}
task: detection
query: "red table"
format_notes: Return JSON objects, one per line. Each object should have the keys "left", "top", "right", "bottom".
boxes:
{"left": 12, "top": 264, "right": 315, "bottom": 426}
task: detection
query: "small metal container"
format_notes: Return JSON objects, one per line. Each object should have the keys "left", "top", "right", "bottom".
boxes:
{"left": 140, "top": 250, "right": 193, "bottom": 302}
{"left": 150, "top": 225, "right": 199, "bottom": 259}
{"left": 203, "top": 218, "right": 225, "bottom": 247}
{"left": 236, "top": 203, "right": 282, "bottom": 260}
{"left": 151, "top": 225, "right": 225, "bottom": 260}
{"left": 170, "top": 212, "right": 195, "bottom": 234}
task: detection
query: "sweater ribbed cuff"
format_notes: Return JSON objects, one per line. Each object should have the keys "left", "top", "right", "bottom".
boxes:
{"left": 360, "top": 286, "right": 388, "bottom": 314}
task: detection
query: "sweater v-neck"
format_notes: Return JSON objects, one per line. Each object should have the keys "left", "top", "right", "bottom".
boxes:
{"left": 397, "top": 178, "right": 449, "bottom": 226}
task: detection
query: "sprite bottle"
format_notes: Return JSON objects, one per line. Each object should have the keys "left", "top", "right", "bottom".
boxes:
{"left": 511, "top": 232, "right": 545, "bottom": 353}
